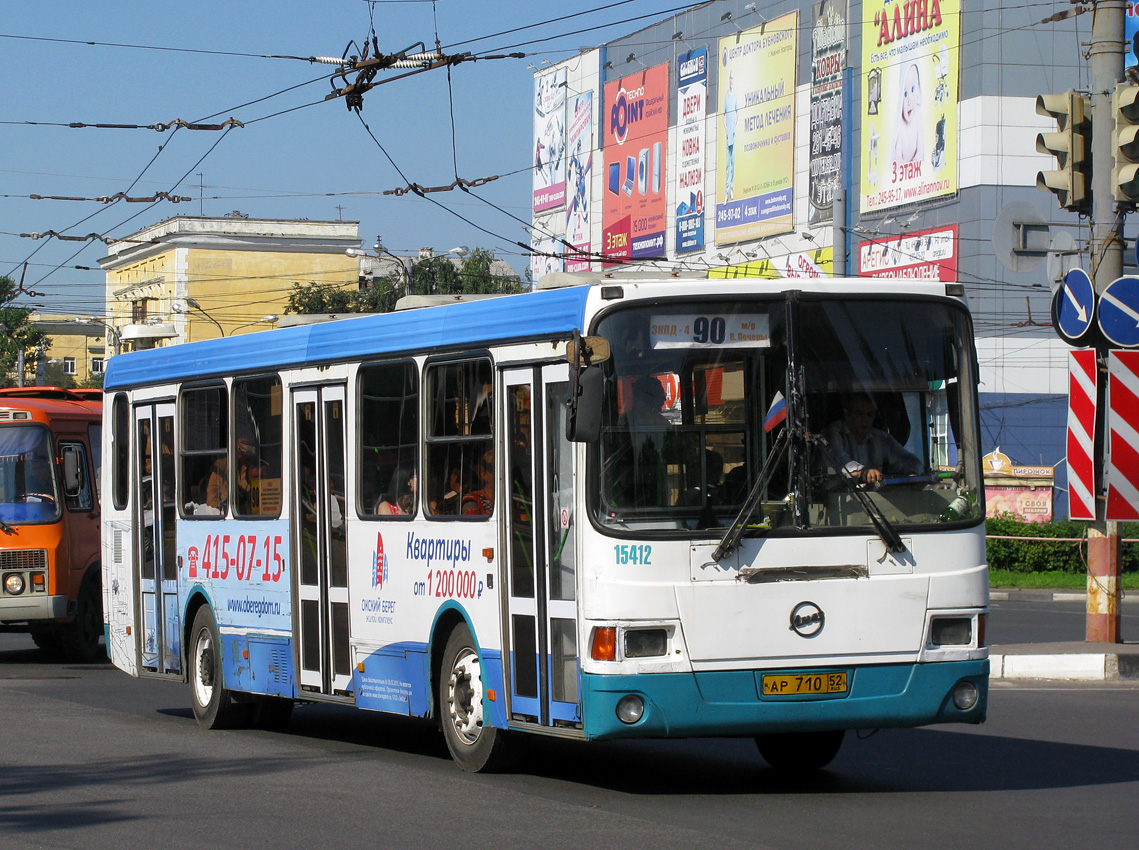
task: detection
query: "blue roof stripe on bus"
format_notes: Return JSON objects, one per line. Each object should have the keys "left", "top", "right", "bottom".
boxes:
{"left": 103, "top": 286, "right": 592, "bottom": 390}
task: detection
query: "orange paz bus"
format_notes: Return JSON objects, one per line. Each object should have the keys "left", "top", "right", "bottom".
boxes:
{"left": 0, "top": 387, "right": 103, "bottom": 660}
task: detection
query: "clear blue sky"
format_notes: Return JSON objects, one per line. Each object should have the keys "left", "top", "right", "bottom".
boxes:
{"left": 1, "top": 0, "right": 681, "bottom": 321}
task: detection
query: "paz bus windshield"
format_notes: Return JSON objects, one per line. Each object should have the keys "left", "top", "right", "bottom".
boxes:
{"left": 592, "top": 296, "right": 980, "bottom": 535}
{"left": 0, "top": 424, "right": 61, "bottom": 524}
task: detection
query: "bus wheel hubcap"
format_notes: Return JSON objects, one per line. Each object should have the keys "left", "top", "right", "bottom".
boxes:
{"left": 447, "top": 648, "right": 484, "bottom": 745}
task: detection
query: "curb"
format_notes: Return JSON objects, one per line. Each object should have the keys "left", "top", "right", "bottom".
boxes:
{"left": 990, "top": 652, "right": 1139, "bottom": 681}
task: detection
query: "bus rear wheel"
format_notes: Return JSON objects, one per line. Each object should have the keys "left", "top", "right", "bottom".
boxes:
{"left": 755, "top": 730, "right": 845, "bottom": 772}
{"left": 439, "top": 623, "right": 510, "bottom": 772}
{"left": 189, "top": 606, "right": 252, "bottom": 729}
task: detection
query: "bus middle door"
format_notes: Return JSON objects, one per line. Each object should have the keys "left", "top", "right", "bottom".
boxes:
{"left": 134, "top": 401, "right": 180, "bottom": 676}
{"left": 292, "top": 385, "right": 353, "bottom": 699}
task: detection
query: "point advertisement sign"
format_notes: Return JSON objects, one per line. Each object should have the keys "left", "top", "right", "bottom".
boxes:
{"left": 675, "top": 47, "right": 707, "bottom": 254}
{"left": 603, "top": 63, "right": 669, "bottom": 266}
{"left": 860, "top": 0, "right": 959, "bottom": 214}
{"left": 715, "top": 12, "right": 798, "bottom": 245}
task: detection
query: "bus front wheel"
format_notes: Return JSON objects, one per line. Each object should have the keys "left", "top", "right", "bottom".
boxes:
{"left": 439, "top": 623, "right": 510, "bottom": 772}
{"left": 189, "top": 606, "right": 251, "bottom": 729}
{"left": 755, "top": 729, "right": 845, "bottom": 771}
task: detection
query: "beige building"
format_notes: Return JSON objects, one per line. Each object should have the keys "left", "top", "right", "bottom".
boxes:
{"left": 99, "top": 216, "right": 361, "bottom": 350}
{"left": 34, "top": 316, "right": 108, "bottom": 384}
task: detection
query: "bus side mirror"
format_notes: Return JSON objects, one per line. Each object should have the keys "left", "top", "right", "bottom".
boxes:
{"left": 61, "top": 445, "right": 83, "bottom": 498}
{"left": 566, "top": 334, "right": 609, "bottom": 443}
{"left": 567, "top": 366, "right": 604, "bottom": 443}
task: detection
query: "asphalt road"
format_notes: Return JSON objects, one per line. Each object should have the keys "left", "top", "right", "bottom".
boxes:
{"left": 2, "top": 618, "right": 1138, "bottom": 850}
{"left": 988, "top": 595, "right": 1139, "bottom": 645}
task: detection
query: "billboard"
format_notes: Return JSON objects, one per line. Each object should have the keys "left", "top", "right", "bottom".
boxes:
{"left": 565, "top": 92, "right": 593, "bottom": 273}
{"left": 860, "top": 0, "right": 960, "bottom": 213}
{"left": 602, "top": 63, "right": 669, "bottom": 265}
{"left": 809, "top": 1, "right": 847, "bottom": 225}
{"left": 533, "top": 69, "right": 566, "bottom": 214}
{"left": 675, "top": 47, "right": 708, "bottom": 253}
{"left": 857, "top": 224, "right": 958, "bottom": 280}
{"left": 709, "top": 247, "right": 834, "bottom": 279}
{"left": 715, "top": 12, "right": 797, "bottom": 244}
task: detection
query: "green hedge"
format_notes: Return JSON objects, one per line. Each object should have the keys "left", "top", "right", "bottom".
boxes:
{"left": 985, "top": 514, "right": 1139, "bottom": 573}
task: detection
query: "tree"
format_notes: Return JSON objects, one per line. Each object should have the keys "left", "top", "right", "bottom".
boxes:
{"left": 0, "top": 275, "right": 48, "bottom": 388}
{"left": 283, "top": 249, "right": 523, "bottom": 317}
{"left": 283, "top": 280, "right": 357, "bottom": 315}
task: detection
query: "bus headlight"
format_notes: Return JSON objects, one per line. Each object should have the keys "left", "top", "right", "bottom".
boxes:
{"left": 4, "top": 573, "right": 26, "bottom": 595}
{"left": 930, "top": 617, "right": 972, "bottom": 647}
{"left": 616, "top": 694, "right": 644, "bottom": 725}
{"left": 952, "top": 681, "right": 979, "bottom": 711}
{"left": 624, "top": 628, "right": 667, "bottom": 658}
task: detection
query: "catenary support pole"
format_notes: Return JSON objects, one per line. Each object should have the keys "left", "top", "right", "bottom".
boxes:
{"left": 1087, "top": 0, "right": 1126, "bottom": 642}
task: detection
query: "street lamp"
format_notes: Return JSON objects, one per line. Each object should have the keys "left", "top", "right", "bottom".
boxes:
{"left": 347, "top": 236, "right": 409, "bottom": 293}
{"left": 172, "top": 298, "right": 225, "bottom": 337}
{"left": 230, "top": 314, "right": 279, "bottom": 335}
{"left": 73, "top": 316, "right": 121, "bottom": 356}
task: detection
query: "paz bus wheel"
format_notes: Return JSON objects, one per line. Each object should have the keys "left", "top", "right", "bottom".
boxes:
{"left": 60, "top": 578, "right": 103, "bottom": 663}
{"left": 755, "top": 730, "right": 845, "bottom": 772}
{"left": 439, "top": 623, "right": 511, "bottom": 772}
{"left": 189, "top": 606, "right": 252, "bottom": 729}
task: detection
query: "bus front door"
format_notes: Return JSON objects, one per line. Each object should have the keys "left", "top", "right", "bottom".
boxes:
{"left": 502, "top": 365, "right": 580, "bottom": 728}
{"left": 134, "top": 402, "right": 180, "bottom": 676}
{"left": 292, "top": 386, "right": 353, "bottom": 699}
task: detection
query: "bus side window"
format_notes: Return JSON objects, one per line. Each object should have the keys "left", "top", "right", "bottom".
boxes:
{"left": 112, "top": 393, "right": 129, "bottom": 510}
{"left": 425, "top": 357, "right": 493, "bottom": 518}
{"left": 180, "top": 385, "right": 228, "bottom": 517}
{"left": 233, "top": 375, "right": 283, "bottom": 519}
{"left": 358, "top": 361, "right": 419, "bottom": 518}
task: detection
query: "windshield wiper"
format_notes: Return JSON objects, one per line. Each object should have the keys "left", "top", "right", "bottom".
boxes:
{"left": 713, "top": 428, "right": 789, "bottom": 561}
{"left": 0, "top": 518, "right": 17, "bottom": 536}
{"left": 812, "top": 435, "right": 905, "bottom": 554}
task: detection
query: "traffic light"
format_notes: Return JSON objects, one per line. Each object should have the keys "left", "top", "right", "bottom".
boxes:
{"left": 1035, "top": 91, "right": 1091, "bottom": 213}
{"left": 1113, "top": 83, "right": 1139, "bottom": 205}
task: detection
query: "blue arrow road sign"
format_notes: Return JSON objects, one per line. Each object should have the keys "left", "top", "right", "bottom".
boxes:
{"left": 1053, "top": 268, "right": 1096, "bottom": 345}
{"left": 1099, "top": 275, "right": 1139, "bottom": 348}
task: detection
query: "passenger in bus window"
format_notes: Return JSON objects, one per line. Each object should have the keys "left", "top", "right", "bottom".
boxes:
{"left": 377, "top": 465, "right": 417, "bottom": 515}
{"left": 205, "top": 457, "right": 228, "bottom": 512}
{"left": 234, "top": 439, "right": 260, "bottom": 515}
{"left": 822, "top": 393, "right": 922, "bottom": 486}
{"left": 461, "top": 452, "right": 494, "bottom": 515}
{"left": 431, "top": 465, "right": 463, "bottom": 515}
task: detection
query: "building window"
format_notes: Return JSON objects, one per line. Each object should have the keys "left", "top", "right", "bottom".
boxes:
{"left": 91, "top": 358, "right": 104, "bottom": 375}
{"left": 62, "top": 357, "right": 77, "bottom": 375}
{"left": 132, "top": 299, "right": 151, "bottom": 323}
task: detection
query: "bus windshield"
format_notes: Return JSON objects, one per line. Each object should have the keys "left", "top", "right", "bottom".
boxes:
{"left": 0, "top": 424, "right": 61, "bottom": 524}
{"left": 592, "top": 296, "right": 980, "bottom": 535}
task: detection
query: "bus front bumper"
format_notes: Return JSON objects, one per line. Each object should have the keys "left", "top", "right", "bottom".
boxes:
{"left": 0, "top": 594, "right": 67, "bottom": 623}
{"left": 580, "top": 659, "right": 988, "bottom": 740}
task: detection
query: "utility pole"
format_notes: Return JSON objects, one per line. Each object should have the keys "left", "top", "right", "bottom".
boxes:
{"left": 1087, "top": 1, "right": 1126, "bottom": 643}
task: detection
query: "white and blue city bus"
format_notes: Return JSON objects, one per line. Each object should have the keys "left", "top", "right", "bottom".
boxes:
{"left": 101, "top": 275, "right": 988, "bottom": 772}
